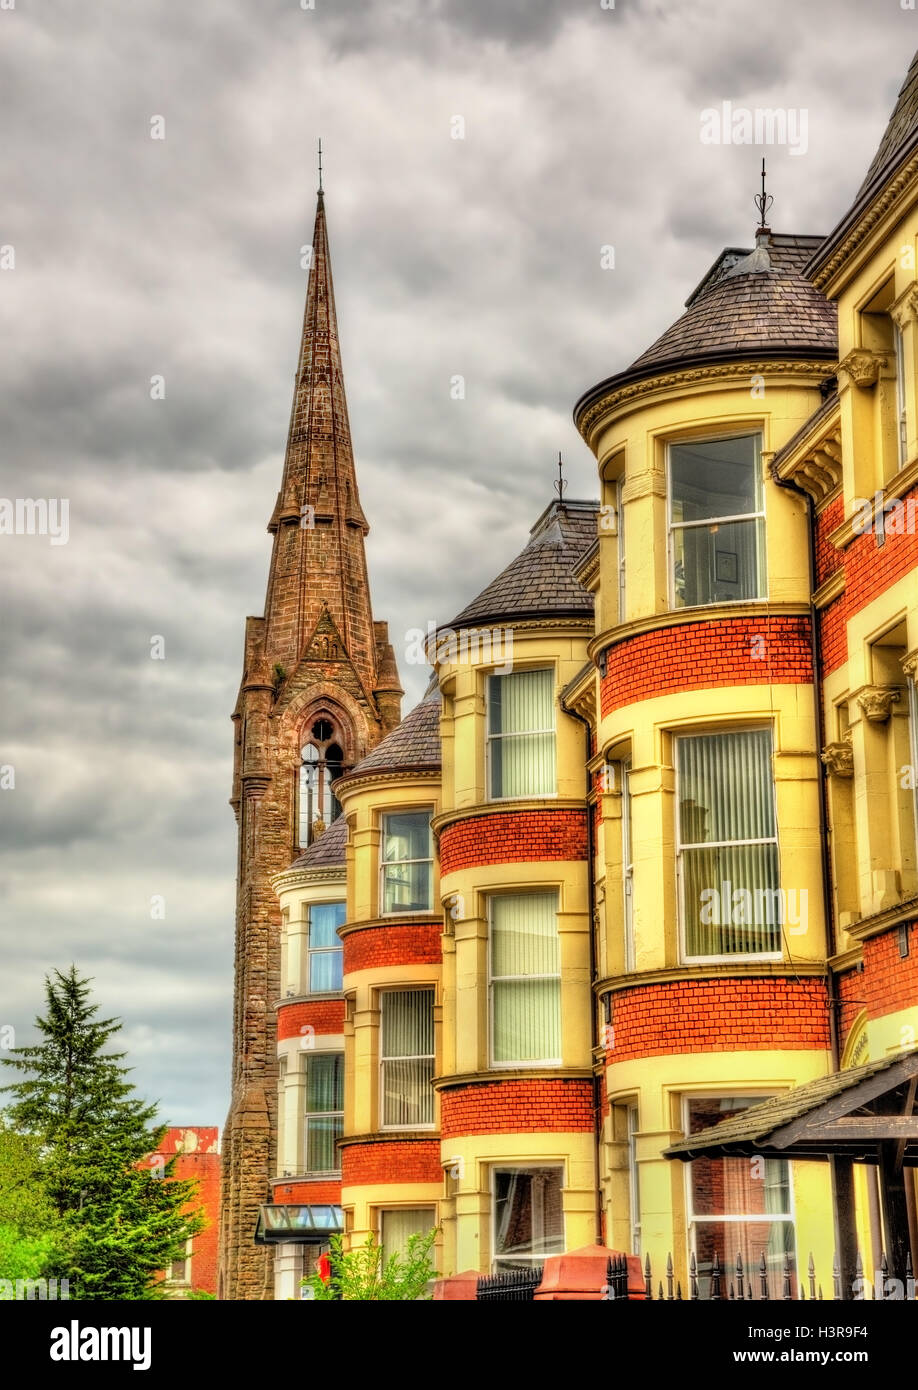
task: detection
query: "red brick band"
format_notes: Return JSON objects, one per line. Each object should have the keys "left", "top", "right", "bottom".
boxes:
{"left": 604, "top": 976, "right": 829, "bottom": 1061}
{"left": 599, "top": 615, "right": 812, "bottom": 717}
{"left": 861, "top": 923, "right": 918, "bottom": 1019}
{"left": 815, "top": 495, "right": 844, "bottom": 588}
{"left": 343, "top": 922, "right": 441, "bottom": 974}
{"left": 277, "top": 1000, "right": 345, "bottom": 1040}
{"left": 439, "top": 809, "right": 588, "bottom": 876}
{"left": 341, "top": 1139, "right": 442, "bottom": 1186}
{"left": 440, "top": 1078, "right": 593, "bottom": 1138}
{"left": 844, "top": 485, "right": 918, "bottom": 617}
{"left": 272, "top": 1179, "right": 342, "bottom": 1204}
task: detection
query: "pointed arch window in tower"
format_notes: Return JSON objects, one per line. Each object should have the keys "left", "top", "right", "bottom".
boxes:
{"left": 298, "top": 719, "right": 345, "bottom": 847}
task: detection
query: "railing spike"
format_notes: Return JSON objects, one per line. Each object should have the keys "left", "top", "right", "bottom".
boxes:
{"left": 832, "top": 1252, "right": 841, "bottom": 1302}
{"left": 759, "top": 1252, "right": 768, "bottom": 1300}
{"left": 690, "top": 1250, "right": 699, "bottom": 1301}
{"left": 676, "top": 1280, "right": 683, "bottom": 1301}
{"left": 736, "top": 1250, "right": 744, "bottom": 1300}
{"left": 644, "top": 1251, "right": 652, "bottom": 1300}
{"left": 666, "top": 1251, "right": 674, "bottom": 1301}
{"left": 783, "top": 1251, "right": 793, "bottom": 1300}
{"left": 712, "top": 1251, "right": 722, "bottom": 1301}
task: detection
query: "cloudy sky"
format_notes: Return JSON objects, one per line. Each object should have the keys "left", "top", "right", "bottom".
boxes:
{"left": 0, "top": 0, "right": 912, "bottom": 1125}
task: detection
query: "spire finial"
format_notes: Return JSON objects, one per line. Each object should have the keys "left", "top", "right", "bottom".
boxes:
{"left": 554, "top": 450, "right": 567, "bottom": 501}
{"left": 317, "top": 138, "right": 323, "bottom": 195}
{"left": 754, "top": 157, "right": 773, "bottom": 232}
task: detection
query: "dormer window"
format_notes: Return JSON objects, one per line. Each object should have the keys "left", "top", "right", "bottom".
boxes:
{"left": 668, "top": 434, "right": 765, "bottom": 608}
{"left": 298, "top": 719, "right": 345, "bottom": 848}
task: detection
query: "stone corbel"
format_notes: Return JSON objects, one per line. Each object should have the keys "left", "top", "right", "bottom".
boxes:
{"left": 902, "top": 652, "right": 918, "bottom": 685}
{"left": 856, "top": 685, "right": 901, "bottom": 723}
{"left": 821, "top": 739, "right": 854, "bottom": 778}
{"left": 837, "top": 348, "right": 887, "bottom": 389}
{"left": 890, "top": 285, "right": 918, "bottom": 330}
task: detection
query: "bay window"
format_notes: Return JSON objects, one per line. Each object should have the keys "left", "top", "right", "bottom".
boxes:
{"left": 487, "top": 669, "right": 556, "bottom": 799}
{"left": 304, "top": 1052, "right": 343, "bottom": 1173}
{"left": 677, "top": 728, "right": 780, "bottom": 961}
{"left": 380, "top": 989, "right": 435, "bottom": 1129}
{"left": 668, "top": 434, "right": 765, "bottom": 608}
{"left": 492, "top": 1167, "right": 564, "bottom": 1271}
{"left": 489, "top": 892, "right": 561, "bottom": 1066}
{"left": 380, "top": 811, "right": 433, "bottom": 915}
{"left": 686, "top": 1096, "right": 795, "bottom": 1299}
{"left": 306, "top": 902, "right": 345, "bottom": 993}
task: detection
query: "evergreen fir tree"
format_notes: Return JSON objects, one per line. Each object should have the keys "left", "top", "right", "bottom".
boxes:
{"left": 1, "top": 966, "right": 204, "bottom": 1300}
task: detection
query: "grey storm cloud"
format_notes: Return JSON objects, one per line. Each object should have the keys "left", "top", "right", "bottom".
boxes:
{"left": 0, "top": 0, "right": 911, "bottom": 1124}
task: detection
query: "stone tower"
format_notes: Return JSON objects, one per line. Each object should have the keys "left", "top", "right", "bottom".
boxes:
{"left": 219, "top": 186, "right": 403, "bottom": 1299}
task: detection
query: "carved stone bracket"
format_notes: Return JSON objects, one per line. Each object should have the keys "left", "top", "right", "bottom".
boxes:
{"left": 890, "top": 285, "right": 918, "bottom": 330}
{"left": 902, "top": 652, "right": 918, "bottom": 685}
{"left": 856, "top": 685, "right": 901, "bottom": 723}
{"left": 838, "top": 348, "right": 887, "bottom": 389}
{"left": 821, "top": 740, "right": 854, "bottom": 778}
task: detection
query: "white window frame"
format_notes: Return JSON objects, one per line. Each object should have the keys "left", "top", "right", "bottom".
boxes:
{"left": 682, "top": 1093, "right": 797, "bottom": 1297}
{"left": 303, "top": 1051, "right": 344, "bottom": 1175}
{"left": 165, "top": 1236, "right": 193, "bottom": 1286}
{"left": 490, "top": 1165, "right": 565, "bottom": 1272}
{"left": 622, "top": 759, "right": 634, "bottom": 971}
{"left": 666, "top": 431, "right": 767, "bottom": 611}
{"left": 908, "top": 675, "right": 918, "bottom": 856}
{"left": 306, "top": 901, "right": 345, "bottom": 994}
{"left": 487, "top": 891, "right": 561, "bottom": 1069}
{"left": 675, "top": 724, "right": 782, "bottom": 966}
{"left": 627, "top": 1103, "right": 641, "bottom": 1256}
{"left": 895, "top": 323, "right": 908, "bottom": 469}
{"left": 379, "top": 987, "right": 436, "bottom": 1132}
{"left": 379, "top": 810, "right": 434, "bottom": 917}
{"left": 617, "top": 475, "right": 627, "bottom": 624}
{"left": 485, "top": 667, "right": 557, "bottom": 803}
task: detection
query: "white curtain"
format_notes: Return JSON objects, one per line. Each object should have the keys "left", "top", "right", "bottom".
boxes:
{"left": 679, "top": 730, "right": 779, "bottom": 957}
{"left": 488, "top": 670, "right": 556, "bottom": 797}
{"left": 491, "top": 893, "right": 560, "bottom": 1063}
{"left": 381, "top": 990, "right": 434, "bottom": 1127}
{"left": 380, "top": 1209, "right": 435, "bottom": 1262}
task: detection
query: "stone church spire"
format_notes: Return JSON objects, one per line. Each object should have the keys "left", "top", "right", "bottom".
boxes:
{"left": 263, "top": 190, "right": 377, "bottom": 694}
{"left": 220, "top": 188, "right": 402, "bottom": 1300}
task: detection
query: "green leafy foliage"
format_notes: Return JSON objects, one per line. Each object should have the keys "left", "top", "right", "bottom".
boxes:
{"left": 0, "top": 965, "right": 203, "bottom": 1300}
{"left": 303, "top": 1229, "right": 438, "bottom": 1301}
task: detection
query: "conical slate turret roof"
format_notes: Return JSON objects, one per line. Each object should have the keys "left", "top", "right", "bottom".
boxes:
{"left": 447, "top": 499, "right": 598, "bottom": 630}
{"left": 288, "top": 813, "right": 349, "bottom": 870}
{"left": 856, "top": 48, "right": 918, "bottom": 201}
{"left": 335, "top": 686, "right": 442, "bottom": 786}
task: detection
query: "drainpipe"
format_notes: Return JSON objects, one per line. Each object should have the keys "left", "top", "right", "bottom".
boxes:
{"left": 562, "top": 697, "right": 604, "bottom": 1246}
{"left": 771, "top": 411, "right": 859, "bottom": 1297}
{"left": 769, "top": 434, "right": 839, "bottom": 1068}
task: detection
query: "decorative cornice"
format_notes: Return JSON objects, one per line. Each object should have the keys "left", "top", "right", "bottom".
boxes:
{"left": 338, "top": 914, "right": 441, "bottom": 938}
{"left": 821, "top": 736, "right": 854, "bottom": 778}
{"left": 336, "top": 766, "right": 441, "bottom": 798}
{"left": 809, "top": 149, "right": 918, "bottom": 293}
{"left": 433, "top": 1068, "right": 592, "bottom": 1092}
{"left": 826, "top": 945, "right": 864, "bottom": 973}
{"left": 813, "top": 569, "right": 845, "bottom": 609}
{"left": 432, "top": 798, "right": 587, "bottom": 837}
{"left": 837, "top": 348, "right": 887, "bottom": 389}
{"left": 339, "top": 1132, "right": 440, "bottom": 1148}
{"left": 271, "top": 863, "right": 346, "bottom": 891}
{"left": 577, "top": 359, "right": 832, "bottom": 448}
{"left": 844, "top": 895, "right": 918, "bottom": 944}
{"left": 595, "top": 961, "right": 827, "bottom": 996}
{"left": 855, "top": 684, "right": 901, "bottom": 723}
{"left": 588, "top": 601, "right": 811, "bottom": 667}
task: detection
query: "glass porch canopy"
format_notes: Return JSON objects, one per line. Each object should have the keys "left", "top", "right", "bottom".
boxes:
{"left": 254, "top": 1204, "right": 343, "bottom": 1245}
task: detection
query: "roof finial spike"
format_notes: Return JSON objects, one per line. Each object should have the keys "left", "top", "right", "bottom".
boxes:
{"left": 754, "top": 156, "right": 773, "bottom": 234}
{"left": 554, "top": 450, "right": 567, "bottom": 502}
{"left": 317, "top": 138, "right": 323, "bottom": 196}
